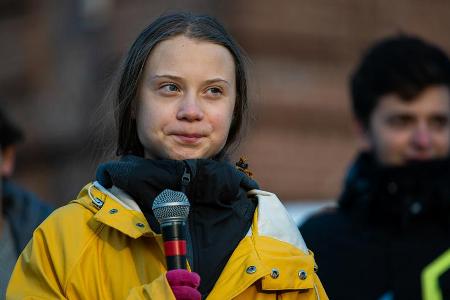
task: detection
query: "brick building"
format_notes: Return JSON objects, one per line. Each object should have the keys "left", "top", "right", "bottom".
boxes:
{"left": 1, "top": 0, "right": 449, "bottom": 205}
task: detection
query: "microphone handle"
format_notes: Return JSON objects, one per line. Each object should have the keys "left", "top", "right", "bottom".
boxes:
{"left": 161, "top": 221, "right": 187, "bottom": 270}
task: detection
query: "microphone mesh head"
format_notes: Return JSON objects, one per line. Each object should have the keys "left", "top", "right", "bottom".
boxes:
{"left": 152, "top": 189, "right": 190, "bottom": 224}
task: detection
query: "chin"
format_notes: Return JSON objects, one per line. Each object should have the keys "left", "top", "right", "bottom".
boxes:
{"left": 165, "top": 144, "right": 221, "bottom": 160}
{"left": 168, "top": 151, "right": 206, "bottom": 160}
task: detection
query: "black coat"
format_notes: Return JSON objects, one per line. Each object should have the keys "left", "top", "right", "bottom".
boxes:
{"left": 300, "top": 153, "right": 450, "bottom": 300}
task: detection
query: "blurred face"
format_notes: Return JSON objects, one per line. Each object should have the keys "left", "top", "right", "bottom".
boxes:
{"left": 365, "top": 85, "right": 450, "bottom": 166}
{"left": 136, "top": 35, "right": 236, "bottom": 160}
{"left": 0, "top": 145, "right": 16, "bottom": 215}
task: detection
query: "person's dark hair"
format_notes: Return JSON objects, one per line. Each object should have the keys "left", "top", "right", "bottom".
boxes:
{"left": 0, "top": 108, "right": 23, "bottom": 149}
{"left": 351, "top": 34, "right": 450, "bottom": 128}
{"left": 111, "top": 12, "right": 249, "bottom": 159}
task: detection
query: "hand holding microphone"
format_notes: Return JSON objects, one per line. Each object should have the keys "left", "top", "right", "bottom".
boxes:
{"left": 153, "top": 189, "right": 201, "bottom": 300}
{"left": 166, "top": 269, "right": 201, "bottom": 300}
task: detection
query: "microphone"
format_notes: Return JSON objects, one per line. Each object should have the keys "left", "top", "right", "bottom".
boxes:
{"left": 152, "top": 189, "right": 190, "bottom": 270}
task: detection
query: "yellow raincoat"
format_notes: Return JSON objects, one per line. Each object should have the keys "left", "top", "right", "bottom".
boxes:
{"left": 7, "top": 182, "right": 328, "bottom": 299}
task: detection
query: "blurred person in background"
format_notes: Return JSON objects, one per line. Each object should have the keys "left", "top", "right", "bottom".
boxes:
{"left": 300, "top": 35, "right": 450, "bottom": 300}
{"left": 7, "top": 12, "right": 327, "bottom": 300}
{"left": 0, "top": 108, "right": 53, "bottom": 297}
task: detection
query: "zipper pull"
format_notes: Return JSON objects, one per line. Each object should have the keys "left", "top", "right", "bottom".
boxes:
{"left": 180, "top": 163, "right": 194, "bottom": 272}
{"left": 181, "top": 167, "right": 191, "bottom": 194}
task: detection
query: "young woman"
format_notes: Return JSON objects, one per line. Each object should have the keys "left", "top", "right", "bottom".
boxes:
{"left": 7, "top": 12, "right": 327, "bottom": 300}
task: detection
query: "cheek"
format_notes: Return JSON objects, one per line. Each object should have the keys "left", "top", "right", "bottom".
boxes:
{"left": 371, "top": 125, "right": 409, "bottom": 154}
{"left": 211, "top": 107, "right": 234, "bottom": 136}
{"left": 136, "top": 103, "right": 161, "bottom": 140}
{"left": 434, "top": 132, "right": 450, "bottom": 153}
{"left": 381, "top": 132, "right": 410, "bottom": 155}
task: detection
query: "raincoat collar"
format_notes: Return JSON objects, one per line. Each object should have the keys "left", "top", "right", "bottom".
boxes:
{"left": 73, "top": 182, "right": 154, "bottom": 239}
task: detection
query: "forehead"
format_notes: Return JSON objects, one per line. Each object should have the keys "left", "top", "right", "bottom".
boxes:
{"left": 144, "top": 35, "right": 235, "bottom": 79}
{"left": 375, "top": 85, "right": 450, "bottom": 116}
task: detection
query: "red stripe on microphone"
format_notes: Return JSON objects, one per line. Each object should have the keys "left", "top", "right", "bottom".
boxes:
{"left": 163, "top": 240, "right": 186, "bottom": 256}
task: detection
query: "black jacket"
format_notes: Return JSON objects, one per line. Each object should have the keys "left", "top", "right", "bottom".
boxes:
{"left": 300, "top": 152, "right": 450, "bottom": 300}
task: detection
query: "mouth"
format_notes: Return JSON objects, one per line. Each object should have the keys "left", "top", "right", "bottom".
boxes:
{"left": 406, "top": 152, "right": 434, "bottom": 162}
{"left": 171, "top": 133, "right": 205, "bottom": 144}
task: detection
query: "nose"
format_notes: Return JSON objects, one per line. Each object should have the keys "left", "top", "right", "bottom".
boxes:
{"left": 176, "top": 92, "right": 204, "bottom": 122}
{"left": 411, "top": 124, "right": 432, "bottom": 150}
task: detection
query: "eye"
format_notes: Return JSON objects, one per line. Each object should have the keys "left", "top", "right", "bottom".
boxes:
{"left": 429, "top": 115, "right": 449, "bottom": 130}
{"left": 160, "top": 83, "right": 180, "bottom": 94}
{"left": 386, "top": 115, "right": 414, "bottom": 128}
{"left": 205, "top": 86, "right": 223, "bottom": 97}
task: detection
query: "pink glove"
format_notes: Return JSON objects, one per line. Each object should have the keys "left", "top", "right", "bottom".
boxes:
{"left": 166, "top": 269, "right": 201, "bottom": 300}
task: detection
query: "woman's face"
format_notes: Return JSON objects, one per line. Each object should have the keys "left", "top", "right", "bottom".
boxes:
{"left": 136, "top": 35, "right": 236, "bottom": 160}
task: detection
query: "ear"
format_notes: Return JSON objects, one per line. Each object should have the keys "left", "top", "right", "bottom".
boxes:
{"left": 353, "top": 119, "right": 372, "bottom": 151}
{"left": 1, "top": 145, "right": 16, "bottom": 177}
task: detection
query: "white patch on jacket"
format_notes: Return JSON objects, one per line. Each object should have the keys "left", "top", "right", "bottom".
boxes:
{"left": 247, "top": 189, "right": 309, "bottom": 255}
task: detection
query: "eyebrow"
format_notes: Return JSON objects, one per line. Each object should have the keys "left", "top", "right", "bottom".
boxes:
{"left": 152, "top": 74, "right": 182, "bottom": 81}
{"left": 152, "top": 74, "right": 231, "bottom": 86}
{"left": 204, "top": 78, "right": 231, "bottom": 86}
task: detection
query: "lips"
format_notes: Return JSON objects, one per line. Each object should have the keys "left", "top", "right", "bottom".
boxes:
{"left": 171, "top": 133, "right": 205, "bottom": 144}
{"left": 405, "top": 151, "right": 434, "bottom": 162}
{"left": 407, "top": 154, "right": 433, "bottom": 161}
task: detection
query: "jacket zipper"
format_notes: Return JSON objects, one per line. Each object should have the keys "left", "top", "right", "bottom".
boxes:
{"left": 180, "top": 166, "right": 191, "bottom": 194}
{"left": 181, "top": 162, "right": 195, "bottom": 271}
